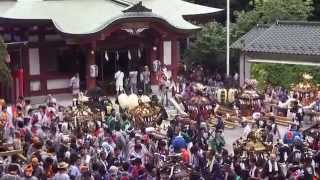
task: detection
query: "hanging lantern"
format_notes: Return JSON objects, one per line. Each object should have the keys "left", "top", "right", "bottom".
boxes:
{"left": 138, "top": 48, "right": 141, "bottom": 59}
{"left": 5, "top": 53, "right": 10, "bottom": 63}
{"left": 128, "top": 50, "right": 132, "bottom": 61}
{"left": 104, "top": 50, "right": 109, "bottom": 61}
{"left": 153, "top": 46, "right": 157, "bottom": 51}
{"left": 116, "top": 51, "right": 119, "bottom": 61}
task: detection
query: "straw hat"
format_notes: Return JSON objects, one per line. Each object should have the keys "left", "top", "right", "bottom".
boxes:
{"left": 31, "top": 157, "right": 39, "bottom": 166}
{"left": 57, "top": 162, "right": 69, "bottom": 169}
{"left": 109, "top": 165, "right": 119, "bottom": 175}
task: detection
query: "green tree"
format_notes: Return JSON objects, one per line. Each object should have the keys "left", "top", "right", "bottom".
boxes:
{"left": 232, "top": 0, "right": 313, "bottom": 40}
{"left": 311, "top": 0, "right": 320, "bottom": 20}
{"left": 251, "top": 64, "right": 320, "bottom": 89}
{"left": 0, "top": 37, "right": 12, "bottom": 86}
{"left": 184, "top": 22, "right": 228, "bottom": 73}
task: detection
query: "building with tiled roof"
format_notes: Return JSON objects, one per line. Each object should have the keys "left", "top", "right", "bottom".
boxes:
{"left": 0, "top": 0, "right": 221, "bottom": 100}
{"left": 231, "top": 21, "right": 320, "bottom": 85}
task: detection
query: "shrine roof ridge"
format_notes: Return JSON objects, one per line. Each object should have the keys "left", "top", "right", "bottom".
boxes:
{"left": 231, "top": 20, "right": 320, "bottom": 56}
{"left": 0, "top": 0, "right": 222, "bottom": 34}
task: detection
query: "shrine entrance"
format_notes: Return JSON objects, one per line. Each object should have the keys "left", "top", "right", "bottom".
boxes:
{"left": 94, "top": 27, "right": 163, "bottom": 93}
{"left": 96, "top": 47, "right": 147, "bottom": 82}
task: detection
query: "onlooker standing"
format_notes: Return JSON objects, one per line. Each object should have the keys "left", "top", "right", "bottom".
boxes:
{"left": 129, "top": 70, "right": 138, "bottom": 94}
{"left": 70, "top": 73, "right": 80, "bottom": 97}
{"left": 114, "top": 69, "right": 125, "bottom": 95}
{"left": 141, "top": 66, "right": 151, "bottom": 94}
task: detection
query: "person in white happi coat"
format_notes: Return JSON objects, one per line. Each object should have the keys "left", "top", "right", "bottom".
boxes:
{"left": 129, "top": 70, "right": 138, "bottom": 94}
{"left": 70, "top": 73, "right": 80, "bottom": 96}
{"left": 242, "top": 118, "right": 252, "bottom": 139}
{"left": 114, "top": 69, "right": 125, "bottom": 95}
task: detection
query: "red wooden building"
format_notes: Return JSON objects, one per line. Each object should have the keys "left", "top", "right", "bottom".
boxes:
{"left": 0, "top": 0, "right": 221, "bottom": 100}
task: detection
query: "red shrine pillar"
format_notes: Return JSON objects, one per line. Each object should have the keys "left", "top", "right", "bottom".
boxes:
{"left": 85, "top": 43, "right": 97, "bottom": 90}
{"left": 171, "top": 38, "right": 179, "bottom": 80}
{"left": 17, "top": 68, "right": 24, "bottom": 97}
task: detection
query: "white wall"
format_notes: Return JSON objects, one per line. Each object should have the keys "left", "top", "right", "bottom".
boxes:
{"left": 239, "top": 53, "right": 252, "bottom": 86}
{"left": 30, "top": 81, "right": 41, "bottom": 91}
{"left": 47, "top": 79, "right": 70, "bottom": 90}
{"left": 163, "top": 41, "right": 172, "bottom": 65}
{"left": 245, "top": 58, "right": 251, "bottom": 80}
{"left": 29, "top": 48, "right": 40, "bottom": 75}
{"left": 239, "top": 53, "right": 245, "bottom": 86}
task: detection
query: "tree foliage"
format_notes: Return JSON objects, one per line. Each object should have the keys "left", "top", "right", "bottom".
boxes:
{"left": 311, "top": 0, "right": 320, "bottom": 20}
{"left": 184, "top": 22, "right": 227, "bottom": 72}
{"left": 0, "top": 37, "right": 12, "bottom": 86}
{"left": 232, "top": 0, "right": 313, "bottom": 40}
{"left": 252, "top": 64, "right": 320, "bottom": 90}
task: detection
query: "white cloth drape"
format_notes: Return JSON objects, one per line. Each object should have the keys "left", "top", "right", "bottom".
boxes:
{"left": 105, "top": 50, "right": 109, "bottom": 61}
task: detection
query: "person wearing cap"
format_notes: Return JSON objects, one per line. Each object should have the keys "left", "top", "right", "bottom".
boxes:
{"left": 171, "top": 134, "right": 187, "bottom": 153}
{"left": 53, "top": 162, "right": 70, "bottom": 180}
{"left": 0, "top": 164, "right": 21, "bottom": 180}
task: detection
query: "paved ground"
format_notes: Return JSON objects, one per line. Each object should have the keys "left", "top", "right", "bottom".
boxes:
{"left": 223, "top": 122, "right": 312, "bottom": 152}
{"left": 27, "top": 93, "right": 74, "bottom": 107}
{"left": 223, "top": 125, "right": 288, "bottom": 152}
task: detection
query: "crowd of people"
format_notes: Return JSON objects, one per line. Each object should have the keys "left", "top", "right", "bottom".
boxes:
{"left": 0, "top": 64, "right": 319, "bottom": 180}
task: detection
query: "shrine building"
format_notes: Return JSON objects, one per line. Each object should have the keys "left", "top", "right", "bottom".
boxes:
{"left": 0, "top": 0, "right": 221, "bottom": 101}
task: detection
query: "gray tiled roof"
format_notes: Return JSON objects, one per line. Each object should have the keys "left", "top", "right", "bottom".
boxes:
{"left": 230, "top": 25, "right": 269, "bottom": 49}
{"left": 231, "top": 21, "right": 320, "bottom": 56}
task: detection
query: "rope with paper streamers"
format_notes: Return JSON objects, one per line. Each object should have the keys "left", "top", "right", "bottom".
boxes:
{"left": 104, "top": 48, "right": 144, "bottom": 61}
